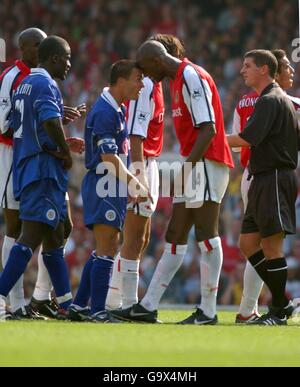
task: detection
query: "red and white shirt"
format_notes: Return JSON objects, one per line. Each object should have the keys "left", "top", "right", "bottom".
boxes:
{"left": 170, "top": 58, "right": 233, "bottom": 168}
{"left": 0, "top": 60, "right": 30, "bottom": 146}
{"left": 126, "top": 77, "right": 164, "bottom": 158}
{"left": 232, "top": 91, "right": 259, "bottom": 168}
{"left": 232, "top": 90, "right": 300, "bottom": 168}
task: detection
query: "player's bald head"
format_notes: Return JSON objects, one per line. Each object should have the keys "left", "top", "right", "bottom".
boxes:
{"left": 136, "top": 40, "right": 168, "bottom": 63}
{"left": 136, "top": 40, "right": 171, "bottom": 82}
{"left": 18, "top": 28, "right": 47, "bottom": 48}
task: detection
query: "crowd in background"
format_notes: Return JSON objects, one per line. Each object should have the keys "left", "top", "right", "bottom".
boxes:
{"left": 1, "top": 0, "right": 300, "bottom": 306}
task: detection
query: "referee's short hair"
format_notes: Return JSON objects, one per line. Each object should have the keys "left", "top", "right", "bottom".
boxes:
{"left": 38, "top": 36, "right": 69, "bottom": 63}
{"left": 109, "top": 60, "right": 138, "bottom": 85}
{"left": 245, "top": 49, "right": 278, "bottom": 78}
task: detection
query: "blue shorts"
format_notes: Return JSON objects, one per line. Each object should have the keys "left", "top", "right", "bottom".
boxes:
{"left": 82, "top": 171, "right": 127, "bottom": 231}
{"left": 19, "top": 179, "right": 67, "bottom": 229}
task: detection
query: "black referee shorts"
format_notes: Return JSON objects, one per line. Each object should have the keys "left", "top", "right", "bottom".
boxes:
{"left": 241, "top": 169, "right": 297, "bottom": 238}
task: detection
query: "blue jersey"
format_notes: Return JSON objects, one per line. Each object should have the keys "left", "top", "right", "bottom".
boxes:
{"left": 11, "top": 68, "right": 68, "bottom": 199}
{"left": 85, "top": 88, "right": 129, "bottom": 171}
{"left": 82, "top": 88, "right": 130, "bottom": 229}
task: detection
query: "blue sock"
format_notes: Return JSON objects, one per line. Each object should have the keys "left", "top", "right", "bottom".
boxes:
{"left": 90, "top": 255, "right": 114, "bottom": 315}
{"left": 42, "top": 247, "right": 72, "bottom": 310}
{"left": 73, "top": 251, "right": 96, "bottom": 308}
{"left": 0, "top": 243, "right": 32, "bottom": 297}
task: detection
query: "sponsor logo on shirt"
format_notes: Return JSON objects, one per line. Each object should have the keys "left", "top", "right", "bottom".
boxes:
{"left": 238, "top": 97, "right": 258, "bottom": 109}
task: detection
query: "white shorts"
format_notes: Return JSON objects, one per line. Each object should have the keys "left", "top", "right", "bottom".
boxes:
{"left": 127, "top": 157, "right": 159, "bottom": 218}
{"left": 0, "top": 143, "right": 19, "bottom": 210}
{"left": 173, "top": 158, "right": 230, "bottom": 208}
{"left": 241, "top": 166, "right": 253, "bottom": 211}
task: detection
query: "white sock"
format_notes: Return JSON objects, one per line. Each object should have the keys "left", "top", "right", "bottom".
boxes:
{"left": 198, "top": 237, "right": 223, "bottom": 319}
{"left": 141, "top": 243, "right": 187, "bottom": 311}
{"left": 2, "top": 236, "right": 26, "bottom": 312}
{"left": 120, "top": 257, "right": 139, "bottom": 309}
{"left": 32, "top": 247, "right": 52, "bottom": 301}
{"left": 239, "top": 260, "right": 263, "bottom": 316}
{"left": 0, "top": 295, "right": 6, "bottom": 317}
{"left": 106, "top": 254, "right": 122, "bottom": 309}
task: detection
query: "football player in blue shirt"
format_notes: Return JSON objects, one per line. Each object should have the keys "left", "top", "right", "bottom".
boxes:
{"left": 0, "top": 36, "right": 74, "bottom": 320}
{"left": 68, "top": 60, "right": 151, "bottom": 322}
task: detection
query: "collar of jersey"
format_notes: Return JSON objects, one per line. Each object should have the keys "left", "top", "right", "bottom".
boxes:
{"left": 101, "top": 87, "right": 122, "bottom": 113}
{"left": 30, "top": 67, "right": 52, "bottom": 80}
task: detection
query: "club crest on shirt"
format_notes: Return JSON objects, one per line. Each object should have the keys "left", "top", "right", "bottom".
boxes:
{"left": 192, "top": 88, "right": 202, "bottom": 100}
{"left": 137, "top": 110, "right": 150, "bottom": 124}
{"left": 46, "top": 209, "right": 56, "bottom": 221}
{"left": 105, "top": 210, "right": 116, "bottom": 222}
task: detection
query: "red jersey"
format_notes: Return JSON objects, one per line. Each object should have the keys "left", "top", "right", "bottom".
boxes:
{"left": 0, "top": 60, "right": 30, "bottom": 146}
{"left": 126, "top": 77, "right": 164, "bottom": 157}
{"left": 170, "top": 58, "right": 233, "bottom": 168}
{"left": 232, "top": 91, "right": 259, "bottom": 168}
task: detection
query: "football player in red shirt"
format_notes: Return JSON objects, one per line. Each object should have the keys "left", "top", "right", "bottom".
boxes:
{"left": 112, "top": 35, "right": 234, "bottom": 324}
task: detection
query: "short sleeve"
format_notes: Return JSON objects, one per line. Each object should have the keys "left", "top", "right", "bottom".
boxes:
{"left": 34, "top": 83, "right": 62, "bottom": 123}
{"left": 127, "top": 77, "right": 154, "bottom": 138}
{"left": 182, "top": 65, "right": 215, "bottom": 127}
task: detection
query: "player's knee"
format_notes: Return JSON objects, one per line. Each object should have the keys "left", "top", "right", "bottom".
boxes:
{"left": 239, "top": 236, "right": 260, "bottom": 258}
{"left": 260, "top": 242, "right": 282, "bottom": 259}
{"left": 166, "top": 226, "right": 189, "bottom": 245}
{"left": 98, "top": 234, "right": 119, "bottom": 257}
{"left": 124, "top": 235, "right": 145, "bottom": 257}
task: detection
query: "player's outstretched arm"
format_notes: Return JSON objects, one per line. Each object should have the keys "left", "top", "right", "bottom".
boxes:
{"left": 101, "top": 153, "right": 152, "bottom": 204}
{"left": 43, "top": 117, "right": 72, "bottom": 170}
{"left": 226, "top": 134, "right": 250, "bottom": 148}
{"left": 129, "top": 135, "right": 149, "bottom": 189}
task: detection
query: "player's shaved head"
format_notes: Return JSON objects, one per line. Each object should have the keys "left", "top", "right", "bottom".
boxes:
{"left": 38, "top": 36, "right": 70, "bottom": 63}
{"left": 18, "top": 28, "right": 47, "bottom": 48}
{"left": 136, "top": 39, "right": 181, "bottom": 82}
{"left": 136, "top": 40, "right": 168, "bottom": 63}
{"left": 18, "top": 27, "right": 47, "bottom": 67}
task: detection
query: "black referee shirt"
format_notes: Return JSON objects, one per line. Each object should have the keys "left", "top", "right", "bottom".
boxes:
{"left": 239, "top": 82, "right": 299, "bottom": 175}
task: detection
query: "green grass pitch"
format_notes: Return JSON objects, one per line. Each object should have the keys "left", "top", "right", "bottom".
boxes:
{"left": 1, "top": 311, "right": 299, "bottom": 367}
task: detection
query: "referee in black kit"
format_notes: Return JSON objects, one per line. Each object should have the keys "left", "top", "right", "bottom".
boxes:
{"left": 227, "top": 49, "right": 299, "bottom": 325}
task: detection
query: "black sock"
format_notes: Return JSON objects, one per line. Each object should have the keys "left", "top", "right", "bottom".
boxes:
{"left": 248, "top": 250, "right": 268, "bottom": 282}
{"left": 266, "top": 258, "right": 288, "bottom": 309}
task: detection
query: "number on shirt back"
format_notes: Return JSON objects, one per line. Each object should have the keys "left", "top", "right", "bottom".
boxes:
{"left": 14, "top": 98, "right": 24, "bottom": 138}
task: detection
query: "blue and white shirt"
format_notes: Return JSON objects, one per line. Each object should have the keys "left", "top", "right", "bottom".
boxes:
{"left": 84, "top": 87, "right": 129, "bottom": 172}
